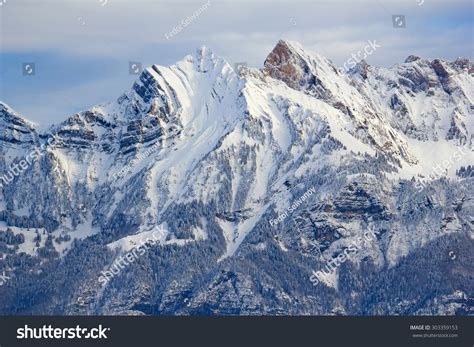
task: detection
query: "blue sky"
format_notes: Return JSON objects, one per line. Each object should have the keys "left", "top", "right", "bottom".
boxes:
{"left": 0, "top": 0, "right": 472, "bottom": 127}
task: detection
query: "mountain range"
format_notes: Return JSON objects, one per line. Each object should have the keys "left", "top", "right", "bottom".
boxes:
{"left": 0, "top": 39, "right": 473, "bottom": 315}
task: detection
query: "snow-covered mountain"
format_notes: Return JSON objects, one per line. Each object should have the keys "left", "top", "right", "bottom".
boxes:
{"left": 0, "top": 40, "right": 473, "bottom": 315}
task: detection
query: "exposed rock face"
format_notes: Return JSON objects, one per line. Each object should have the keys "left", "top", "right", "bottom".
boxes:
{"left": 0, "top": 40, "right": 472, "bottom": 315}
{"left": 405, "top": 55, "right": 421, "bottom": 63}
{"left": 431, "top": 59, "right": 451, "bottom": 80}
{"left": 349, "top": 60, "right": 370, "bottom": 80}
{"left": 263, "top": 40, "right": 317, "bottom": 90}
{"left": 0, "top": 104, "right": 37, "bottom": 146}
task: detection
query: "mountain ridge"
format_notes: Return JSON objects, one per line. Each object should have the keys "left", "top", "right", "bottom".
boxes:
{"left": 0, "top": 40, "right": 472, "bottom": 315}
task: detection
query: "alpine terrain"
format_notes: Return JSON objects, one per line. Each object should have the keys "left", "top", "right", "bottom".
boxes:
{"left": 0, "top": 40, "right": 473, "bottom": 315}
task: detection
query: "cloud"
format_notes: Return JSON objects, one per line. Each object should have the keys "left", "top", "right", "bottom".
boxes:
{"left": 0, "top": 0, "right": 472, "bottom": 125}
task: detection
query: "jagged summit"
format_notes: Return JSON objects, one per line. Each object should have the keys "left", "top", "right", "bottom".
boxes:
{"left": 0, "top": 102, "right": 37, "bottom": 129}
{"left": 3, "top": 41, "right": 471, "bottom": 128}
{"left": 0, "top": 102, "right": 38, "bottom": 146}
{"left": 347, "top": 59, "right": 370, "bottom": 79}
{"left": 405, "top": 55, "right": 422, "bottom": 63}
{"left": 263, "top": 39, "right": 323, "bottom": 90}
{"left": 192, "top": 45, "right": 224, "bottom": 73}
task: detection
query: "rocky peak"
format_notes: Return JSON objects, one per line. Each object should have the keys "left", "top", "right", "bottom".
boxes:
{"left": 193, "top": 46, "right": 219, "bottom": 73}
{"left": 452, "top": 57, "right": 473, "bottom": 74}
{"left": 348, "top": 60, "right": 371, "bottom": 79}
{"left": 263, "top": 39, "right": 317, "bottom": 90}
{"left": 0, "top": 102, "right": 37, "bottom": 146}
{"left": 404, "top": 55, "right": 421, "bottom": 63}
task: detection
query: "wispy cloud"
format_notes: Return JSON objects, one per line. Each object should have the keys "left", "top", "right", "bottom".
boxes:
{"left": 0, "top": 0, "right": 472, "bottom": 125}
